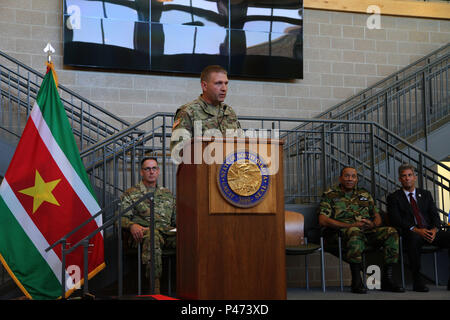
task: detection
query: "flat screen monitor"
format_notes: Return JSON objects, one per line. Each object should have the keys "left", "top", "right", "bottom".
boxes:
{"left": 63, "top": 0, "right": 303, "bottom": 79}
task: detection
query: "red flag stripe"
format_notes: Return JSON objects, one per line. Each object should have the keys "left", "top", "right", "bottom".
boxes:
{"left": 30, "top": 104, "right": 102, "bottom": 228}
{"left": 5, "top": 118, "right": 103, "bottom": 272}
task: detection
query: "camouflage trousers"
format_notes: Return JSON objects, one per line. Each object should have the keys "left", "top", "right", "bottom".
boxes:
{"left": 141, "top": 229, "right": 176, "bottom": 279}
{"left": 325, "top": 226, "right": 399, "bottom": 264}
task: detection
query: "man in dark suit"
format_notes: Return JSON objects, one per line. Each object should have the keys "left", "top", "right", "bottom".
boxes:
{"left": 387, "top": 163, "right": 450, "bottom": 292}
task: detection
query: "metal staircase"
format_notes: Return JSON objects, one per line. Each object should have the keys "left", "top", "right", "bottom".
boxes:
{"left": 310, "top": 43, "right": 449, "bottom": 152}
{"left": 0, "top": 51, "right": 136, "bottom": 295}
{"left": 65, "top": 113, "right": 448, "bottom": 297}
{"left": 0, "top": 51, "right": 133, "bottom": 159}
{"left": 78, "top": 113, "right": 449, "bottom": 219}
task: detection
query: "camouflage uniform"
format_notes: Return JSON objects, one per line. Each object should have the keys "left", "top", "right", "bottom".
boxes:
{"left": 170, "top": 95, "right": 242, "bottom": 153}
{"left": 319, "top": 185, "right": 399, "bottom": 264}
{"left": 120, "top": 181, "right": 176, "bottom": 279}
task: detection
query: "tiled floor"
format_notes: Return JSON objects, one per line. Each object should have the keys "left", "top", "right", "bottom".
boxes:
{"left": 287, "top": 285, "right": 450, "bottom": 300}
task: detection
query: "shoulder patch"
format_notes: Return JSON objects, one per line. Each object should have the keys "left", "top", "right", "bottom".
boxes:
{"left": 172, "top": 118, "right": 181, "bottom": 130}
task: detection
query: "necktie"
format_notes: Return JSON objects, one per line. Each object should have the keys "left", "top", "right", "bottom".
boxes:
{"left": 409, "top": 193, "right": 424, "bottom": 228}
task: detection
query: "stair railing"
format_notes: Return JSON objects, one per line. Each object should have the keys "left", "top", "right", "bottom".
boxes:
{"left": 0, "top": 50, "right": 130, "bottom": 151}
{"left": 299, "top": 43, "right": 450, "bottom": 151}
{"left": 78, "top": 113, "right": 449, "bottom": 222}
{"left": 40, "top": 112, "right": 449, "bottom": 299}
{"left": 46, "top": 192, "right": 156, "bottom": 298}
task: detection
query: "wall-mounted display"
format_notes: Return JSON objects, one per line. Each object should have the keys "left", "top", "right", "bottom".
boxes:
{"left": 63, "top": 0, "right": 303, "bottom": 79}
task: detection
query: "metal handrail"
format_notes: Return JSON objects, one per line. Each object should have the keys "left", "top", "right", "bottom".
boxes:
{"left": 80, "top": 112, "right": 173, "bottom": 157}
{"left": 79, "top": 113, "right": 449, "bottom": 206}
{"left": 288, "top": 43, "right": 449, "bottom": 153}
{"left": 0, "top": 50, "right": 130, "bottom": 151}
{"left": 329, "top": 65, "right": 447, "bottom": 123}
{"left": 327, "top": 55, "right": 448, "bottom": 121}
{"left": 53, "top": 116, "right": 449, "bottom": 298}
{"left": 314, "top": 43, "right": 449, "bottom": 120}
{"left": 0, "top": 51, "right": 129, "bottom": 128}
{"left": 40, "top": 114, "right": 450, "bottom": 298}
{"left": 80, "top": 113, "right": 450, "bottom": 171}
{"left": 0, "top": 85, "right": 111, "bottom": 147}
{"left": 0, "top": 70, "right": 119, "bottom": 138}
{"left": 46, "top": 192, "right": 156, "bottom": 298}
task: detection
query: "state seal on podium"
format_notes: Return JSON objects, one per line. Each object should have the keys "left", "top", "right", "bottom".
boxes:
{"left": 217, "top": 150, "right": 270, "bottom": 208}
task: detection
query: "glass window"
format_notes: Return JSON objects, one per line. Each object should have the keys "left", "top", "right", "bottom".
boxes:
{"left": 152, "top": 0, "right": 227, "bottom": 27}
{"left": 230, "top": 29, "right": 302, "bottom": 78}
{"left": 230, "top": 1, "right": 302, "bottom": 33}
{"left": 153, "top": 24, "right": 227, "bottom": 55}
{"left": 66, "top": 16, "right": 138, "bottom": 49}
{"left": 65, "top": 0, "right": 146, "bottom": 21}
{"left": 63, "top": 0, "right": 304, "bottom": 79}
{"left": 151, "top": 23, "right": 228, "bottom": 73}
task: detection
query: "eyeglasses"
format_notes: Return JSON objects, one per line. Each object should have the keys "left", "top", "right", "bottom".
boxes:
{"left": 141, "top": 166, "right": 159, "bottom": 172}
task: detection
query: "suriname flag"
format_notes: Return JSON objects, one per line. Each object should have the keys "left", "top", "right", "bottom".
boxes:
{"left": 0, "top": 63, "right": 105, "bottom": 299}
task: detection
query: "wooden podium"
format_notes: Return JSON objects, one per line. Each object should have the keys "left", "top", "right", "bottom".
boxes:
{"left": 176, "top": 137, "right": 286, "bottom": 300}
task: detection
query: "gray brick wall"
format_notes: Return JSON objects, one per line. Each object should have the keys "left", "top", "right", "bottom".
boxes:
{"left": 1, "top": 2, "right": 449, "bottom": 124}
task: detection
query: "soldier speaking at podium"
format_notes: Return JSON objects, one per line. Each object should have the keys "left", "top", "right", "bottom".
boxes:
{"left": 170, "top": 65, "right": 242, "bottom": 156}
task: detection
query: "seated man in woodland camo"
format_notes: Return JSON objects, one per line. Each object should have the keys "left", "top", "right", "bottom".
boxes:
{"left": 318, "top": 166, "right": 404, "bottom": 294}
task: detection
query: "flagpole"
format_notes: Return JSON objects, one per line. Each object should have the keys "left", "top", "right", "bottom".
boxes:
{"left": 61, "top": 240, "right": 67, "bottom": 299}
{"left": 0, "top": 47, "right": 104, "bottom": 299}
{"left": 44, "top": 43, "right": 67, "bottom": 300}
{"left": 150, "top": 195, "right": 155, "bottom": 295}
{"left": 44, "top": 42, "right": 55, "bottom": 63}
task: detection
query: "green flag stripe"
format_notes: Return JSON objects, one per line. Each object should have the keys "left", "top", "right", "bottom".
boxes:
{"left": 35, "top": 71, "right": 97, "bottom": 201}
{"left": 0, "top": 187, "right": 61, "bottom": 299}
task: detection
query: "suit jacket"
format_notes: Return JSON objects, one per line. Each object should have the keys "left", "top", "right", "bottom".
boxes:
{"left": 387, "top": 188, "right": 441, "bottom": 234}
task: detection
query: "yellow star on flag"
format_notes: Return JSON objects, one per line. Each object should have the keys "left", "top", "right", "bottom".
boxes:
{"left": 19, "top": 170, "right": 61, "bottom": 214}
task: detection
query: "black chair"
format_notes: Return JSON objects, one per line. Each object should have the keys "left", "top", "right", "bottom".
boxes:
{"left": 325, "top": 208, "right": 414, "bottom": 292}
{"left": 398, "top": 224, "right": 449, "bottom": 289}
{"left": 322, "top": 228, "right": 387, "bottom": 291}
{"left": 161, "top": 249, "right": 175, "bottom": 296}
{"left": 289, "top": 206, "right": 394, "bottom": 292}
{"left": 285, "top": 204, "right": 325, "bottom": 292}
{"left": 121, "top": 229, "right": 175, "bottom": 295}
{"left": 383, "top": 210, "right": 448, "bottom": 289}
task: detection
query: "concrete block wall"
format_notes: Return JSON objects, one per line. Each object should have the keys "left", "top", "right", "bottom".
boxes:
{"left": 286, "top": 252, "right": 352, "bottom": 288}
{"left": 1, "top": 1, "right": 449, "bottom": 125}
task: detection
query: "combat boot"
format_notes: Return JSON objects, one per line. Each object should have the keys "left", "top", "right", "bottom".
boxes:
{"left": 412, "top": 272, "right": 429, "bottom": 292}
{"left": 153, "top": 278, "right": 160, "bottom": 294}
{"left": 381, "top": 264, "right": 405, "bottom": 292}
{"left": 350, "top": 263, "right": 367, "bottom": 294}
{"left": 413, "top": 271, "right": 430, "bottom": 292}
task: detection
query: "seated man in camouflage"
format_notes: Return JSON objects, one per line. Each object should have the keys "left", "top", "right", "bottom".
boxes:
{"left": 120, "top": 157, "right": 176, "bottom": 294}
{"left": 318, "top": 166, "right": 404, "bottom": 294}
